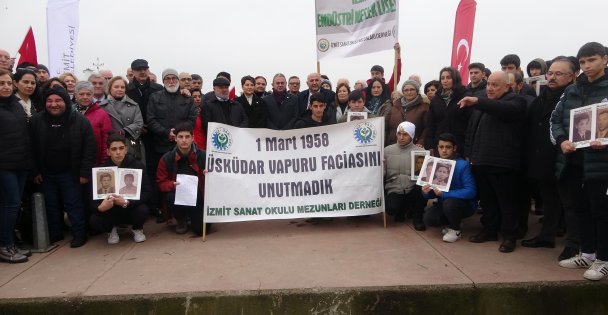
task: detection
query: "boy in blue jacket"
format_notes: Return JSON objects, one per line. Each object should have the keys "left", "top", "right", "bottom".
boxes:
{"left": 422, "top": 133, "right": 477, "bottom": 242}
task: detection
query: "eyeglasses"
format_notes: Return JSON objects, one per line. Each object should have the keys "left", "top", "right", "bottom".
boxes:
{"left": 402, "top": 88, "right": 417, "bottom": 92}
{"left": 180, "top": 78, "right": 192, "bottom": 81}
{"left": 546, "top": 71, "right": 571, "bottom": 78}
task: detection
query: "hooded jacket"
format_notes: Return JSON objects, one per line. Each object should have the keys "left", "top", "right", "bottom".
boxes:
{"left": 0, "top": 94, "right": 33, "bottom": 171}
{"left": 30, "top": 87, "right": 97, "bottom": 180}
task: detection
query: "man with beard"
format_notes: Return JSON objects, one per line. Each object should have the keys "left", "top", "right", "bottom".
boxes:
{"left": 147, "top": 69, "right": 197, "bottom": 220}
{"left": 522, "top": 58, "right": 577, "bottom": 259}
{"left": 201, "top": 77, "right": 248, "bottom": 134}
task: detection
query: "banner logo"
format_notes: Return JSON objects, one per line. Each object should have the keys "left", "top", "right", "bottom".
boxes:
{"left": 353, "top": 122, "right": 376, "bottom": 144}
{"left": 211, "top": 127, "right": 233, "bottom": 151}
{"left": 317, "top": 39, "right": 330, "bottom": 52}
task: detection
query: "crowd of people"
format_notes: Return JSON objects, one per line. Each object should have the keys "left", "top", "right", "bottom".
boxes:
{"left": 0, "top": 41, "right": 607, "bottom": 281}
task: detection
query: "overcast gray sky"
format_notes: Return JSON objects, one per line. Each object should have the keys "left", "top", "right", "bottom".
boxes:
{"left": 1, "top": 0, "right": 607, "bottom": 92}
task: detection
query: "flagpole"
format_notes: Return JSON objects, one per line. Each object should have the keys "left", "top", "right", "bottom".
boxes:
{"left": 317, "top": 60, "right": 321, "bottom": 74}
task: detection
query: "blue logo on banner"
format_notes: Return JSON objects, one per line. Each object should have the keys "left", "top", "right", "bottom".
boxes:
{"left": 211, "top": 127, "right": 232, "bottom": 151}
{"left": 353, "top": 122, "right": 376, "bottom": 144}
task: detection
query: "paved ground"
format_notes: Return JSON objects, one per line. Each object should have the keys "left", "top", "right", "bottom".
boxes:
{"left": 0, "top": 212, "right": 590, "bottom": 299}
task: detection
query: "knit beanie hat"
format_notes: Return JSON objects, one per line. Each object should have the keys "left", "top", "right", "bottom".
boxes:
{"left": 396, "top": 121, "right": 416, "bottom": 138}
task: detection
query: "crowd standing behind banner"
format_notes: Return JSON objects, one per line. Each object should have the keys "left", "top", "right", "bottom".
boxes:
{"left": 0, "top": 43, "right": 607, "bottom": 282}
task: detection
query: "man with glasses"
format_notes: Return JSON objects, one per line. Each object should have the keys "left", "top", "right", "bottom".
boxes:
{"left": 522, "top": 57, "right": 577, "bottom": 261}
{"left": 147, "top": 69, "right": 197, "bottom": 221}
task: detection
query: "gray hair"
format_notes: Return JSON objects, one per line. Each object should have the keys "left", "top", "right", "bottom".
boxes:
{"left": 273, "top": 73, "right": 286, "bottom": 82}
{"left": 74, "top": 80, "right": 94, "bottom": 94}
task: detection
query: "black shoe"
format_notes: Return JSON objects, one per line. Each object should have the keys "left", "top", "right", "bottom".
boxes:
{"left": 0, "top": 246, "right": 28, "bottom": 263}
{"left": 469, "top": 230, "right": 498, "bottom": 243}
{"left": 11, "top": 245, "right": 32, "bottom": 257}
{"left": 70, "top": 236, "right": 87, "bottom": 248}
{"left": 413, "top": 219, "right": 426, "bottom": 231}
{"left": 499, "top": 239, "right": 516, "bottom": 253}
{"left": 558, "top": 246, "right": 579, "bottom": 261}
{"left": 521, "top": 236, "right": 555, "bottom": 248}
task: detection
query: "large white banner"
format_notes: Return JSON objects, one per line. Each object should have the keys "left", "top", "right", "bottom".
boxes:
{"left": 204, "top": 118, "right": 385, "bottom": 223}
{"left": 47, "top": 0, "right": 79, "bottom": 76}
{"left": 315, "top": 0, "right": 399, "bottom": 60}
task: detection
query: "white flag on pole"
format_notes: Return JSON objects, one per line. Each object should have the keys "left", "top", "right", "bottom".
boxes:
{"left": 315, "top": 0, "right": 399, "bottom": 60}
{"left": 47, "top": 0, "right": 80, "bottom": 76}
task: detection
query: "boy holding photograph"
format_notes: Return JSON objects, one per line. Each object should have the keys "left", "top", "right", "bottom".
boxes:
{"left": 550, "top": 42, "right": 608, "bottom": 280}
{"left": 384, "top": 121, "right": 427, "bottom": 230}
{"left": 422, "top": 133, "right": 476, "bottom": 243}
{"left": 90, "top": 133, "right": 151, "bottom": 244}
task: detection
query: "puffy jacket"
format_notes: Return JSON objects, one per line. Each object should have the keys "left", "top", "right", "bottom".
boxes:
{"left": 147, "top": 89, "right": 197, "bottom": 153}
{"left": 384, "top": 142, "right": 424, "bottom": 195}
{"left": 0, "top": 95, "right": 33, "bottom": 171}
{"left": 82, "top": 103, "right": 113, "bottom": 166}
{"left": 465, "top": 91, "right": 527, "bottom": 170}
{"left": 550, "top": 70, "right": 608, "bottom": 180}
{"left": 422, "top": 158, "right": 477, "bottom": 212}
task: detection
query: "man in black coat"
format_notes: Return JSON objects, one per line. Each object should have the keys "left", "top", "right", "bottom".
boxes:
{"left": 460, "top": 71, "right": 527, "bottom": 253}
{"left": 296, "top": 73, "right": 336, "bottom": 122}
{"left": 30, "top": 87, "right": 97, "bottom": 248}
{"left": 126, "top": 59, "right": 164, "bottom": 123}
{"left": 263, "top": 73, "right": 299, "bottom": 130}
{"left": 202, "top": 77, "right": 248, "bottom": 134}
{"left": 521, "top": 58, "right": 577, "bottom": 259}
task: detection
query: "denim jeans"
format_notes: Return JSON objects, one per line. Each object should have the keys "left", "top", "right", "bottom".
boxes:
{"left": 40, "top": 172, "right": 86, "bottom": 239}
{"left": 0, "top": 170, "right": 27, "bottom": 247}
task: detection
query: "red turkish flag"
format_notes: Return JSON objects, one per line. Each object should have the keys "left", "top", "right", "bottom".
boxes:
{"left": 17, "top": 26, "right": 38, "bottom": 67}
{"left": 450, "top": 0, "right": 477, "bottom": 84}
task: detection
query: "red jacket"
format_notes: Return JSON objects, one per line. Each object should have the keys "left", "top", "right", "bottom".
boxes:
{"left": 156, "top": 145, "right": 206, "bottom": 197}
{"left": 83, "top": 104, "right": 113, "bottom": 166}
{"left": 193, "top": 116, "right": 207, "bottom": 150}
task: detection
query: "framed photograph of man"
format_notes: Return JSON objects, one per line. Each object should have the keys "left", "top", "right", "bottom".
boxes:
{"left": 429, "top": 159, "right": 456, "bottom": 192}
{"left": 569, "top": 106, "right": 594, "bottom": 148}
{"left": 347, "top": 111, "right": 368, "bottom": 122}
{"left": 92, "top": 167, "right": 118, "bottom": 199}
{"left": 596, "top": 103, "right": 608, "bottom": 144}
{"left": 416, "top": 156, "right": 435, "bottom": 186}
{"left": 411, "top": 150, "right": 430, "bottom": 180}
{"left": 118, "top": 168, "right": 143, "bottom": 200}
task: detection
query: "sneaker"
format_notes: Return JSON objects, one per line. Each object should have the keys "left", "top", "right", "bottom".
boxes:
{"left": 132, "top": 229, "right": 146, "bottom": 243}
{"left": 0, "top": 246, "right": 28, "bottom": 263}
{"left": 107, "top": 227, "right": 120, "bottom": 245}
{"left": 559, "top": 254, "right": 594, "bottom": 269}
{"left": 443, "top": 229, "right": 462, "bottom": 243}
{"left": 583, "top": 260, "right": 608, "bottom": 281}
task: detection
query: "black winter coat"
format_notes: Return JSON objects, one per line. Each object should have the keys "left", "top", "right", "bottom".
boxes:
{"left": 293, "top": 110, "right": 334, "bottom": 129}
{"left": 425, "top": 86, "right": 470, "bottom": 155}
{"left": 0, "top": 95, "right": 33, "bottom": 171}
{"left": 296, "top": 89, "right": 336, "bottom": 120}
{"left": 126, "top": 79, "right": 164, "bottom": 122}
{"left": 263, "top": 92, "right": 299, "bottom": 130}
{"left": 465, "top": 91, "right": 527, "bottom": 170}
{"left": 147, "top": 89, "right": 197, "bottom": 153}
{"left": 30, "top": 109, "right": 97, "bottom": 181}
{"left": 525, "top": 87, "right": 566, "bottom": 180}
{"left": 202, "top": 98, "right": 249, "bottom": 133}
{"left": 235, "top": 94, "right": 269, "bottom": 128}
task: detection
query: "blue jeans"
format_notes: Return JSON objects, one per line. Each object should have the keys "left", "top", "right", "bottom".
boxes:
{"left": 0, "top": 170, "right": 27, "bottom": 247}
{"left": 41, "top": 172, "right": 86, "bottom": 239}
